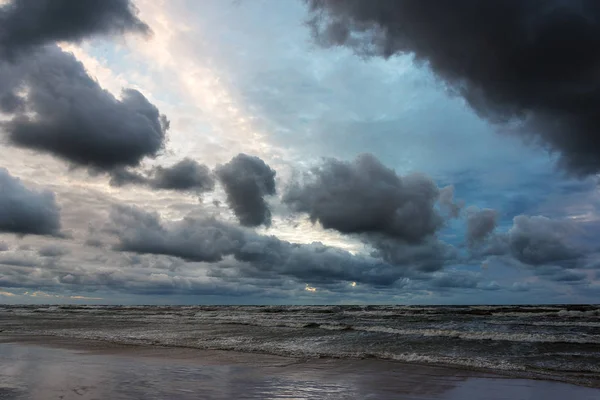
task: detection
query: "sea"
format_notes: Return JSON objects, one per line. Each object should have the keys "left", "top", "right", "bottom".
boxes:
{"left": 1, "top": 304, "right": 599, "bottom": 388}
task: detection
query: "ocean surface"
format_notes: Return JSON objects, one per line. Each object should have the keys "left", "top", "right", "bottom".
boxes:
{"left": 1, "top": 304, "right": 599, "bottom": 388}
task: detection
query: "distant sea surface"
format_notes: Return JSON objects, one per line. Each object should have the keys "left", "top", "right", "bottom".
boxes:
{"left": 1, "top": 304, "right": 599, "bottom": 387}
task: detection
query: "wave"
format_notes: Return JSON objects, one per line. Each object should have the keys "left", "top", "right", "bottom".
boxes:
{"left": 376, "top": 351, "right": 525, "bottom": 373}
{"left": 188, "top": 317, "right": 600, "bottom": 344}
{"left": 485, "top": 320, "right": 600, "bottom": 328}
{"left": 352, "top": 325, "right": 600, "bottom": 344}
{"left": 18, "top": 327, "right": 523, "bottom": 371}
{"left": 4, "top": 304, "right": 600, "bottom": 321}
{"left": 557, "top": 309, "right": 600, "bottom": 318}
{"left": 192, "top": 318, "right": 353, "bottom": 331}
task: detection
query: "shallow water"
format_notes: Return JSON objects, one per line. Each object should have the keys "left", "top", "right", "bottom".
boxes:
{"left": 1, "top": 304, "right": 599, "bottom": 387}
{"left": 2, "top": 342, "right": 600, "bottom": 400}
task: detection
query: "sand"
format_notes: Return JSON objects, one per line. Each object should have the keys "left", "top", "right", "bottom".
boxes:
{"left": 1, "top": 335, "right": 599, "bottom": 399}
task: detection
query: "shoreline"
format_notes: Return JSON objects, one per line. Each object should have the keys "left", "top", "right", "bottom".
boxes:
{"left": 3, "top": 333, "right": 600, "bottom": 389}
{"left": 0, "top": 334, "right": 299, "bottom": 366}
{"left": 2, "top": 334, "right": 600, "bottom": 399}
{"left": 0, "top": 333, "right": 484, "bottom": 374}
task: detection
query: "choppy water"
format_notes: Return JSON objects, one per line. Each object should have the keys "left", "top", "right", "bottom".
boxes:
{"left": 1, "top": 304, "right": 600, "bottom": 387}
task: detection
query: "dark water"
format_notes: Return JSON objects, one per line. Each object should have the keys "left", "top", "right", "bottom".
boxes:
{"left": 1, "top": 304, "right": 599, "bottom": 387}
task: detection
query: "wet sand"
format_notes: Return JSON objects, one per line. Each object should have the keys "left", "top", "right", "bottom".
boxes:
{"left": 1, "top": 336, "right": 600, "bottom": 399}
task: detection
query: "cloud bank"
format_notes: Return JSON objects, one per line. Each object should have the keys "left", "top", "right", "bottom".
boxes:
{"left": 107, "top": 204, "right": 405, "bottom": 287}
{"left": 307, "top": 0, "right": 600, "bottom": 175}
{"left": 1, "top": 0, "right": 598, "bottom": 303}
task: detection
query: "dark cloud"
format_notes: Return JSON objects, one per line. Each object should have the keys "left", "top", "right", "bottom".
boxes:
{"left": 110, "top": 158, "right": 215, "bottom": 193}
{"left": 108, "top": 168, "right": 147, "bottom": 187}
{"left": 0, "top": 56, "right": 26, "bottom": 114}
{"left": 2, "top": 46, "right": 169, "bottom": 170}
{"left": 545, "top": 269, "right": 587, "bottom": 282}
{"left": 215, "top": 154, "right": 276, "bottom": 227}
{"left": 0, "top": 254, "right": 281, "bottom": 298}
{"left": 368, "top": 236, "right": 456, "bottom": 272}
{"left": 466, "top": 207, "right": 498, "bottom": 246}
{"left": 507, "top": 215, "right": 582, "bottom": 266}
{"left": 0, "top": 168, "right": 61, "bottom": 236}
{"left": 96, "top": 276, "right": 267, "bottom": 298}
{"left": 307, "top": 0, "right": 600, "bottom": 175}
{"left": 38, "top": 245, "right": 69, "bottom": 257}
{"left": 284, "top": 153, "right": 443, "bottom": 242}
{"left": 0, "top": 91, "right": 24, "bottom": 113}
{"left": 107, "top": 204, "right": 406, "bottom": 287}
{"left": 149, "top": 159, "right": 215, "bottom": 191}
{"left": 0, "top": 242, "right": 9, "bottom": 252}
{"left": 283, "top": 153, "right": 460, "bottom": 270}
{"left": 0, "top": 0, "right": 149, "bottom": 57}
{"left": 0, "top": 1, "right": 165, "bottom": 174}
{"left": 109, "top": 205, "right": 243, "bottom": 263}
{"left": 478, "top": 215, "right": 587, "bottom": 271}
{"left": 430, "top": 271, "right": 479, "bottom": 289}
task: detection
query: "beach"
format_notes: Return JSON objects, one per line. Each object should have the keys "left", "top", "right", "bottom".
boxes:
{"left": 1, "top": 336, "right": 600, "bottom": 400}
{"left": 2, "top": 304, "right": 600, "bottom": 398}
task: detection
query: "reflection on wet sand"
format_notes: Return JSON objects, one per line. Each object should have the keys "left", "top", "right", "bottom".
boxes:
{"left": 1, "top": 339, "right": 599, "bottom": 400}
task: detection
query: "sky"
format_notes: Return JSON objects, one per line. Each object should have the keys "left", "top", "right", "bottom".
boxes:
{"left": 1, "top": 0, "right": 600, "bottom": 305}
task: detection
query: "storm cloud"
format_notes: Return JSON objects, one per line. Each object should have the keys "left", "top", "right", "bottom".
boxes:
{"left": 0, "top": 0, "right": 149, "bottom": 57}
{"left": 507, "top": 215, "right": 582, "bottom": 267}
{"left": 2, "top": 46, "right": 169, "bottom": 171}
{"left": 110, "top": 158, "right": 215, "bottom": 193}
{"left": 2, "top": 0, "right": 596, "bottom": 303}
{"left": 479, "top": 215, "right": 587, "bottom": 270}
{"left": 430, "top": 271, "right": 479, "bottom": 289}
{"left": 0, "top": 168, "right": 61, "bottom": 236}
{"left": 0, "top": 0, "right": 167, "bottom": 173}
{"left": 215, "top": 154, "right": 276, "bottom": 227}
{"left": 307, "top": 0, "right": 600, "bottom": 175}
{"left": 283, "top": 154, "right": 460, "bottom": 269}
{"left": 0, "top": 91, "right": 23, "bottom": 113}
{"left": 149, "top": 159, "right": 214, "bottom": 191}
{"left": 368, "top": 236, "right": 457, "bottom": 272}
{"left": 284, "top": 153, "right": 444, "bottom": 242}
{"left": 107, "top": 204, "right": 405, "bottom": 287}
